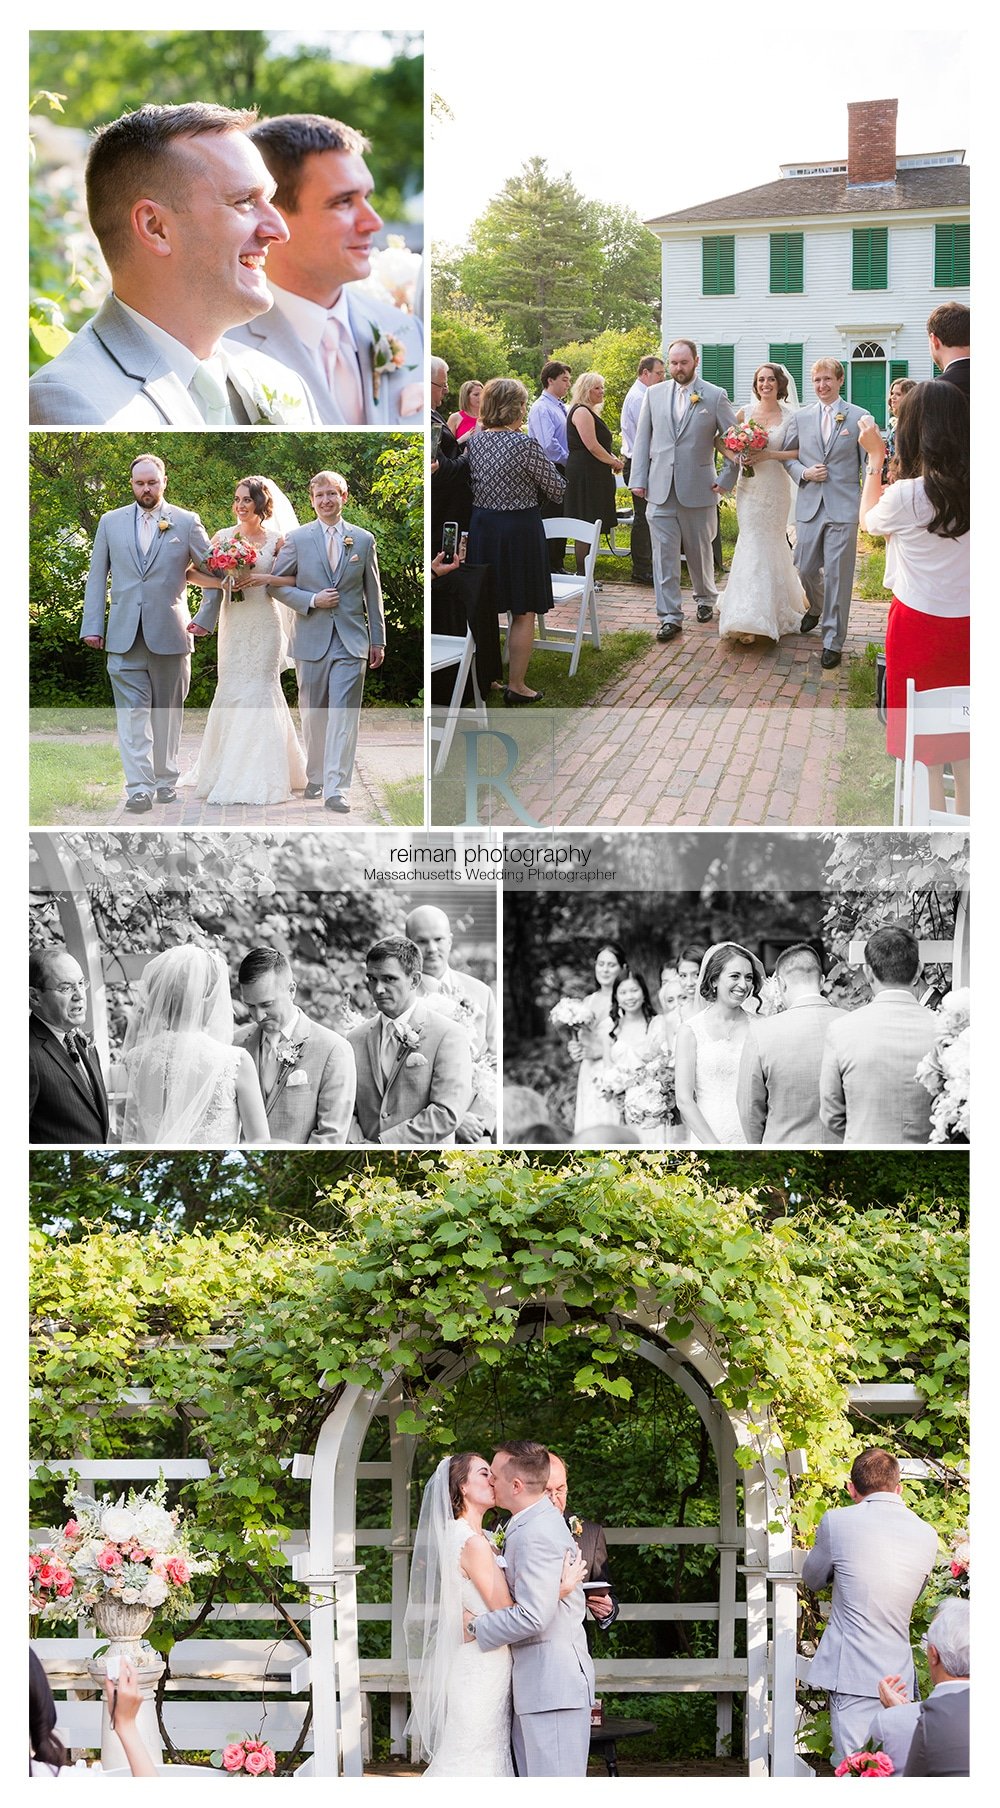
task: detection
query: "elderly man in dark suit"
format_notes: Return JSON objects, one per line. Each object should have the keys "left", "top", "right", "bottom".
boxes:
{"left": 546, "top": 1451, "right": 619, "bottom": 1630}
{"left": 867, "top": 1597, "right": 969, "bottom": 1776}
{"left": 29, "top": 950, "right": 110, "bottom": 1144}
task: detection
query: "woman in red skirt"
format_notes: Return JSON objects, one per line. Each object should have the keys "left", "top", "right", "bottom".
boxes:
{"left": 859, "top": 382, "right": 969, "bottom": 814}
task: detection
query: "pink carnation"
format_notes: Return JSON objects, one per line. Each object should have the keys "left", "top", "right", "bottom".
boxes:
{"left": 244, "top": 1751, "right": 267, "bottom": 1775}
{"left": 97, "top": 1545, "right": 122, "bottom": 1573}
{"left": 164, "top": 1556, "right": 190, "bottom": 1586}
{"left": 222, "top": 1744, "right": 245, "bottom": 1772}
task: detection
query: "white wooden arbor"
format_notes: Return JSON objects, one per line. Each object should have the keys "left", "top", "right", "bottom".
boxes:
{"left": 291, "top": 1294, "right": 812, "bottom": 1780}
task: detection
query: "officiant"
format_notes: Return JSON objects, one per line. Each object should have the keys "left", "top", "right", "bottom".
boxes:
{"left": 546, "top": 1451, "right": 619, "bottom": 1630}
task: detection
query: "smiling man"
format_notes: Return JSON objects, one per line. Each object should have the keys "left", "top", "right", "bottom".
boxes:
{"left": 230, "top": 114, "right": 424, "bottom": 425}
{"left": 29, "top": 102, "right": 321, "bottom": 426}
{"left": 346, "top": 937, "right": 472, "bottom": 1146}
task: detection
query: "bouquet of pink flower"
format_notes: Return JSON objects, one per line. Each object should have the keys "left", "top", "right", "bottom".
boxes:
{"left": 212, "top": 1735, "right": 277, "bottom": 1776}
{"left": 722, "top": 418, "right": 770, "bottom": 479}
{"left": 549, "top": 997, "right": 596, "bottom": 1037}
{"left": 622, "top": 1051, "right": 677, "bottom": 1127}
{"left": 834, "top": 1742, "right": 895, "bottom": 1777}
{"left": 29, "top": 1548, "right": 75, "bottom": 1616}
{"left": 30, "top": 1479, "right": 214, "bottom": 1624}
{"left": 206, "top": 530, "right": 260, "bottom": 599}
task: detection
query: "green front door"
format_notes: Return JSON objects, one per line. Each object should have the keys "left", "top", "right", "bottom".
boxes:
{"left": 850, "top": 360, "right": 886, "bottom": 426}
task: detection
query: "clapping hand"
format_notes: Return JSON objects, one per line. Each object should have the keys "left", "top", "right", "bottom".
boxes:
{"left": 858, "top": 414, "right": 886, "bottom": 459}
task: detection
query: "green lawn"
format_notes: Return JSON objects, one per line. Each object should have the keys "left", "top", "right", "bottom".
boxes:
{"left": 30, "top": 741, "right": 123, "bottom": 824}
{"left": 380, "top": 774, "right": 424, "bottom": 825}
{"left": 835, "top": 643, "right": 895, "bottom": 826}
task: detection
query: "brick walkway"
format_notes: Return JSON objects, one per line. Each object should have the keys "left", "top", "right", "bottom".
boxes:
{"left": 466, "top": 573, "right": 888, "bottom": 828}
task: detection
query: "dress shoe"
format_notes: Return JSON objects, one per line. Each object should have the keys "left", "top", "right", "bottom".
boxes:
{"left": 800, "top": 612, "right": 820, "bottom": 633}
{"left": 504, "top": 687, "right": 544, "bottom": 705}
{"left": 304, "top": 782, "right": 323, "bottom": 800}
{"left": 632, "top": 569, "right": 653, "bottom": 585}
{"left": 696, "top": 603, "right": 714, "bottom": 623}
{"left": 125, "top": 794, "right": 153, "bottom": 814}
{"left": 820, "top": 648, "right": 842, "bottom": 670}
{"left": 656, "top": 622, "right": 681, "bottom": 643}
{"left": 156, "top": 787, "right": 177, "bottom": 804}
{"left": 324, "top": 796, "right": 350, "bottom": 812}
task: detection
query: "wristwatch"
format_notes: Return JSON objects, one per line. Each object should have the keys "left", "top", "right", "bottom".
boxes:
{"left": 465, "top": 1616, "right": 478, "bottom": 1639}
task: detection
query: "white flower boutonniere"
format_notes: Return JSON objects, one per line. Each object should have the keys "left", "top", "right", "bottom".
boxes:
{"left": 370, "top": 325, "right": 411, "bottom": 402}
{"left": 250, "top": 381, "right": 311, "bottom": 426}
{"left": 275, "top": 1036, "right": 307, "bottom": 1073}
{"left": 834, "top": 411, "right": 846, "bottom": 426}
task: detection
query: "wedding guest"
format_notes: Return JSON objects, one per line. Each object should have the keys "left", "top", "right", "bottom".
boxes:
{"left": 675, "top": 945, "right": 707, "bottom": 1022}
{"left": 30, "top": 1650, "right": 157, "bottom": 1776}
{"left": 567, "top": 942, "right": 629, "bottom": 1133}
{"left": 564, "top": 371, "right": 624, "bottom": 574}
{"left": 528, "top": 361, "right": 572, "bottom": 570}
{"left": 675, "top": 944, "right": 762, "bottom": 1145}
{"left": 407, "top": 903, "right": 497, "bottom": 1143}
{"left": 800, "top": 1447, "right": 938, "bottom": 1769}
{"left": 603, "top": 972, "right": 675, "bottom": 1145}
{"left": 737, "top": 944, "right": 846, "bottom": 1146}
{"left": 237, "top": 948, "right": 355, "bottom": 1144}
{"left": 448, "top": 379, "right": 483, "bottom": 441}
{"left": 859, "top": 383, "right": 969, "bottom": 816}
{"left": 29, "top": 104, "right": 320, "bottom": 427}
{"left": 868, "top": 1599, "right": 970, "bottom": 1778}
{"left": 29, "top": 949, "right": 110, "bottom": 1145}
{"left": 430, "top": 358, "right": 472, "bottom": 554}
{"left": 346, "top": 937, "right": 473, "bottom": 1145}
{"left": 927, "top": 302, "right": 970, "bottom": 399}
{"left": 656, "top": 964, "right": 682, "bottom": 1020}
{"left": 620, "top": 355, "right": 666, "bottom": 583}
{"left": 234, "top": 113, "right": 423, "bottom": 425}
{"left": 546, "top": 1453, "right": 619, "bottom": 1629}
{"left": 882, "top": 377, "right": 916, "bottom": 482}
{"left": 820, "top": 927, "right": 940, "bottom": 1145}
{"left": 465, "top": 378, "right": 565, "bottom": 703}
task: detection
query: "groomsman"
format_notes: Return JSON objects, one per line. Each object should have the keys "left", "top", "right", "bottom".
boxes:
{"left": 237, "top": 948, "right": 355, "bottom": 1144}
{"left": 787, "top": 358, "right": 866, "bottom": 669}
{"left": 737, "top": 945, "right": 846, "bottom": 1145}
{"left": 29, "top": 950, "right": 110, "bottom": 1144}
{"left": 347, "top": 937, "right": 472, "bottom": 1145}
{"left": 407, "top": 903, "right": 496, "bottom": 1143}
{"left": 620, "top": 353, "right": 666, "bottom": 584}
{"left": 801, "top": 1447, "right": 938, "bottom": 1768}
{"left": 545, "top": 1452, "right": 619, "bottom": 1630}
{"left": 927, "top": 302, "right": 970, "bottom": 399}
{"left": 819, "top": 927, "right": 939, "bottom": 1145}
{"left": 232, "top": 114, "right": 424, "bottom": 425}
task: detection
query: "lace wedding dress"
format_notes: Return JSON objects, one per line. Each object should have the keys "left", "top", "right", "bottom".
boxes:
{"left": 423, "top": 1518, "right": 514, "bottom": 1777}
{"left": 120, "top": 1032, "right": 243, "bottom": 1147}
{"left": 719, "top": 404, "right": 805, "bottom": 642}
{"left": 685, "top": 1012, "right": 749, "bottom": 1146}
{"left": 181, "top": 530, "right": 307, "bottom": 804}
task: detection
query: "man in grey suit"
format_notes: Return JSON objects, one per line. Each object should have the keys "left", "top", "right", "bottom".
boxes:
{"left": 801, "top": 1447, "right": 938, "bottom": 1766}
{"left": 347, "top": 937, "right": 472, "bottom": 1145}
{"left": 407, "top": 904, "right": 497, "bottom": 1143}
{"left": 868, "top": 1598, "right": 969, "bottom": 1777}
{"left": 29, "top": 103, "right": 320, "bottom": 427}
{"left": 237, "top": 949, "right": 355, "bottom": 1145}
{"left": 628, "top": 338, "right": 737, "bottom": 642}
{"left": 786, "top": 357, "right": 867, "bottom": 669}
{"left": 738, "top": 944, "right": 846, "bottom": 1145}
{"left": 820, "top": 926, "right": 939, "bottom": 1145}
{"left": 267, "top": 470, "right": 385, "bottom": 812}
{"left": 81, "top": 455, "right": 212, "bottom": 812}
{"left": 230, "top": 114, "right": 423, "bottom": 426}
{"left": 468, "top": 1441, "right": 595, "bottom": 1777}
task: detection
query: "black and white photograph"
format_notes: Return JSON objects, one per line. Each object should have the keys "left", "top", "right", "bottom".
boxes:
{"left": 501, "top": 830, "right": 969, "bottom": 1149}
{"left": 29, "top": 830, "right": 498, "bottom": 1148}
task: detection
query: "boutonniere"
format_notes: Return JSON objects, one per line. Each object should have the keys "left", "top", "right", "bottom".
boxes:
{"left": 834, "top": 411, "right": 845, "bottom": 425}
{"left": 275, "top": 1035, "right": 306, "bottom": 1072}
{"left": 157, "top": 516, "right": 171, "bottom": 534}
{"left": 487, "top": 1523, "right": 507, "bottom": 1554}
{"left": 395, "top": 1022, "right": 423, "bottom": 1052}
{"left": 689, "top": 392, "right": 701, "bottom": 406}
{"left": 370, "top": 325, "right": 410, "bottom": 401}
{"left": 569, "top": 1515, "right": 584, "bottom": 1538}
{"left": 343, "top": 536, "right": 354, "bottom": 550}
{"left": 248, "top": 380, "right": 310, "bottom": 426}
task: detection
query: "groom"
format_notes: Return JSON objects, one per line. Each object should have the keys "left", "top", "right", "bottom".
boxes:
{"left": 787, "top": 358, "right": 867, "bottom": 669}
{"left": 237, "top": 948, "right": 355, "bottom": 1144}
{"left": 81, "top": 454, "right": 213, "bottom": 812}
{"left": 269, "top": 470, "right": 385, "bottom": 812}
{"left": 467, "top": 1441, "right": 595, "bottom": 1777}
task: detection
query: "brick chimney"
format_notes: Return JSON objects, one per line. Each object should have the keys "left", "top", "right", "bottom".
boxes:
{"left": 847, "top": 99, "right": 898, "bottom": 186}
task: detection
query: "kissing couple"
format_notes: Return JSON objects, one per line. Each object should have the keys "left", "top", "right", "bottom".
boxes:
{"left": 404, "top": 1441, "right": 595, "bottom": 1777}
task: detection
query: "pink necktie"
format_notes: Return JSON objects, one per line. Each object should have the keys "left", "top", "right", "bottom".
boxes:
{"left": 321, "top": 318, "right": 364, "bottom": 425}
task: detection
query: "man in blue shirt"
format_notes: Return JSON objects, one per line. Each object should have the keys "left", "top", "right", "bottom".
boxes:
{"left": 528, "top": 360, "right": 572, "bottom": 570}
{"left": 620, "top": 353, "right": 665, "bottom": 583}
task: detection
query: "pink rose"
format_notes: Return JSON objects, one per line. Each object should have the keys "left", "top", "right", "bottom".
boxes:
{"left": 29, "top": 1554, "right": 40, "bottom": 1578}
{"left": 55, "top": 1570, "right": 75, "bottom": 1598}
{"left": 37, "top": 1560, "right": 55, "bottom": 1585}
{"left": 165, "top": 1557, "right": 190, "bottom": 1585}
{"left": 950, "top": 1559, "right": 966, "bottom": 1578}
{"left": 244, "top": 1751, "right": 267, "bottom": 1775}
{"left": 63, "top": 1519, "right": 79, "bottom": 1538}
{"left": 97, "top": 1545, "right": 122, "bottom": 1573}
{"left": 222, "top": 1744, "right": 245, "bottom": 1772}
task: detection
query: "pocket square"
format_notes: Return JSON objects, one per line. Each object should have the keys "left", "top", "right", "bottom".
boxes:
{"left": 349, "top": 553, "right": 359, "bottom": 563}
{"left": 398, "top": 381, "right": 424, "bottom": 418}
{"left": 286, "top": 1069, "right": 310, "bottom": 1087}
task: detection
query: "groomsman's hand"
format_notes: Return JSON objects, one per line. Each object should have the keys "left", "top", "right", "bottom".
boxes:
{"left": 188, "top": 624, "right": 210, "bottom": 638}
{"left": 83, "top": 635, "right": 104, "bottom": 650}
{"left": 312, "top": 588, "right": 340, "bottom": 611}
{"left": 369, "top": 647, "right": 386, "bottom": 669}
{"left": 802, "top": 465, "right": 827, "bottom": 482}
{"left": 631, "top": 486, "right": 647, "bottom": 499}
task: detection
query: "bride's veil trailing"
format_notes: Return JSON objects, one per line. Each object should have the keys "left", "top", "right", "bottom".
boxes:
{"left": 119, "top": 944, "right": 236, "bottom": 1146}
{"left": 258, "top": 476, "right": 301, "bottom": 669}
{"left": 403, "top": 1456, "right": 463, "bottom": 1758}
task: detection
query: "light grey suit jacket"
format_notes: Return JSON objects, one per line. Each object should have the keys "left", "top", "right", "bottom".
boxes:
{"left": 738, "top": 998, "right": 847, "bottom": 1145}
{"left": 81, "top": 504, "right": 213, "bottom": 655}
{"left": 265, "top": 519, "right": 385, "bottom": 663}
{"left": 904, "top": 1683, "right": 970, "bottom": 1776}
{"left": 416, "top": 968, "right": 498, "bottom": 1134}
{"left": 237, "top": 1013, "right": 355, "bottom": 1145}
{"left": 346, "top": 1002, "right": 473, "bottom": 1145}
{"left": 229, "top": 287, "right": 423, "bottom": 426}
{"left": 819, "top": 991, "right": 939, "bottom": 1145}
{"left": 28, "top": 295, "right": 321, "bottom": 428}
{"left": 474, "top": 1496, "right": 595, "bottom": 1719}
{"left": 801, "top": 1493, "right": 938, "bottom": 1697}
{"left": 629, "top": 376, "right": 737, "bottom": 508}
{"left": 787, "top": 399, "right": 867, "bottom": 523}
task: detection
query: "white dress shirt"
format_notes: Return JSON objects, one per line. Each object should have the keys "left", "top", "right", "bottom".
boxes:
{"left": 115, "top": 297, "right": 234, "bottom": 422}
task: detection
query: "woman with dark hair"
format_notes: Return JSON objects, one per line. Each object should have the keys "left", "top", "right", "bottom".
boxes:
{"left": 567, "top": 942, "right": 630, "bottom": 1133}
{"left": 601, "top": 971, "right": 677, "bottom": 1145}
{"left": 718, "top": 363, "right": 806, "bottom": 644}
{"left": 181, "top": 474, "right": 307, "bottom": 803}
{"left": 674, "top": 943, "right": 764, "bottom": 1145}
{"left": 30, "top": 1649, "right": 157, "bottom": 1775}
{"left": 859, "top": 382, "right": 970, "bottom": 814}
{"left": 675, "top": 945, "right": 707, "bottom": 1023}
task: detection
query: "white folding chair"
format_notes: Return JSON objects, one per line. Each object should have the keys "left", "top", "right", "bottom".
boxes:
{"left": 604, "top": 482, "right": 635, "bottom": 558}
{"left": 526, "top": 516, "right": 603, "bottom": 676}
{"left": 895, "top": 678, "right": 970, "bottom": 826}
{"left": 429, "top": 631, "right": 487, "bottom": 776}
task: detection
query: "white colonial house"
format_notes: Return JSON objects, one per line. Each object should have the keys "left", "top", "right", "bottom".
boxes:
{"left": 646, "top": 99, "right": 969, "bottom": 425}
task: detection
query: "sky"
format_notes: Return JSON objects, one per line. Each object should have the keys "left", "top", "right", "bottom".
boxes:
{"left": 429, "top": 25, "right": 968, "bottom": 248}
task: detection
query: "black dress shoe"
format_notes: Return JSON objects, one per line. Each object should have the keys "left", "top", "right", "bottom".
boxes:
{"left": 632, "top": 569, "right": 653, "bottom": 585}
{"left": 125, "top": 794, "right": 153, "bottom": 814}
{"left": 656, "top": 621, "right": 681, "bottom": 643}
{"left": 156, "top": 787, "right": 177, "bottom": 804}
{"left": 820, "top": 648, "right": 842, "bottom": 670}
{"left": 324, "top": 796, "right": 350, "bottom": 812}
{"left": 304, "top": 782, "right": 324, "bottom": 800}
{"left": 800, "top": 612, "right": 820, "bottom": 633}
{"left": 504, "top": 687, "right": 544, "bottom": 705}
{"left": 696, "top": 603, "right": 714, "bottom": 623}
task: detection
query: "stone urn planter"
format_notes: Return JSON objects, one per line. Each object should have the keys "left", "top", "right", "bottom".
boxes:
{"left": 91, "top": 1597, "right": 155, "bottom": 1666}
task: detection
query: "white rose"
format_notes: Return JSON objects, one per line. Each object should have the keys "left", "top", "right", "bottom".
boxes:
{"left": 141, "top": 1573, "right": 169, "bottom": 1607}
{"left": 132, "top": 1504, "right": 175, "bottom": 1547}
{"left": 118, "top": 1586, "right": 142, "bottom": 1603}
{"left": 100, "top": 1508, "right": 138, "bottom": 1542}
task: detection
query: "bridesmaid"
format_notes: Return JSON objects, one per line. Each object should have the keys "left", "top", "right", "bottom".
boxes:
{"left": 568, "top": 941, "right": 629, "bottom": 1133}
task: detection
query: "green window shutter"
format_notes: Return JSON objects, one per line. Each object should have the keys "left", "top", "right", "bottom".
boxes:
{"left": 703, "top": 236, "right": 735, "bottom": 295}
{"left": 770, "top": 233, "right": 804, "bottom": 293}
{"left": 701, "top": 345, "right": 734, "bottom": 397}
{"left": 853, "top": 227, "right": 888, "bottom": 290}
{"left": 768, "top": 342, "right": 804, "bottom": 398}
{"left": 888, "top": 359, "right": 908, "bottom": 384}
{"left": 934, "top": 222, "right": 970, "bottom": 287}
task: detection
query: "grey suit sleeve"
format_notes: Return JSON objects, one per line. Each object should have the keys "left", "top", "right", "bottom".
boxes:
{"left": 715, "top": 455, "right": 739, "bottom": 495}
{"left": 737, "top": 1037, "right": 766, "bottom": 1145}
{"left": 800, "top": 1514, "right": 834, "bottom": 1591}
{"left": 269, "top": 536, "right": 314, "bottom": 618}
{"left": 786, "top": 415, "right": 808, "bottom": 486}
{"left": 629, "top": 393, "right": 652, "bottom": 491}
{"left": 189, "top": 519, "right": 224, "bottom": 633}
{"left": 483, "top": 987, "right": 498, "bottom": 1059}
{"left": 716, "top": 391, "right": 738, "bottom": 434}
{"left": 363, "top": 536, "right": 386, "bottom": 648}
{"left": 902, "top": 1709, "right": 929, "bottom": 1777}
{"left": 819, "top": 1038, "right": 846, "bottom": 1137}
{"left": 81, "top": 517, "right": 112, "bottom": 639}
{"left": 310, "top": 1041, "right": 357, "bottom": 1145}
{"left": 381, "top": 1022, "right": 472, "bottom": 1145}
{"left": 475, "top": 1539, "right": 565, "bottom": 1651}
{"left": 30, "top": 374, "right": 105, "bottom": 427}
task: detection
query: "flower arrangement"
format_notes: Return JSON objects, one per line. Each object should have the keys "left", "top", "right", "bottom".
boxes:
{"left": 354, "top": 236, "right": 422, "bottom": 313}
{"left": 30, "top": 1480, "right": 214, "bottom": 1623}
{"left": 206, "top": 531, "right": 260, "bottom": 599}
{"left": 834, "top": 1743, "right": 895, "bottom": 1777}
{"left": 549, "top": 998, "right": 596, "bottom": 1034}
{"left": 594, "top": 1050, "right": 677, "bottom": 1126}
{"left": 948, "top": 1527, "right": 970, "bottom": 1590}
{"left": 915, "top": 988, "right": 969, "bottom": 1143}
{"left": 723, "top": 418, "right": 770, "bottom": 480}
{"left": 212, "top": 1736, "right": 277, "bottom": 1776}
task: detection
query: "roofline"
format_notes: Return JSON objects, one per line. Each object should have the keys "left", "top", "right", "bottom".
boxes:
{"left": 647, "top": 205, "right": 970, "bottom": 235}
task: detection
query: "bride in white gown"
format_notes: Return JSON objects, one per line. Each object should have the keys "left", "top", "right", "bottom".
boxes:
{"left": 718, "top": 364, "right": 806, "bottom": 644}
{"left": 674, "top": 942, "right": 764, "bottom": 1146}
{"left": 181, "top": 477, "right": 307, "bottom": 805}
{"left": 404, "top": 1454, "right": 584, "bottom": 1776}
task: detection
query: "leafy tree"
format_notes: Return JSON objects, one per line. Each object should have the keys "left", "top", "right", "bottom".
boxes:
{"left": 551, "top": 326, "right": 665, "bottom": 438}
{"left": 589, "top": 203, "right": 661, "bottom": 334}
{"left": 430, "top": 307, "right": 522, "bottom": 394}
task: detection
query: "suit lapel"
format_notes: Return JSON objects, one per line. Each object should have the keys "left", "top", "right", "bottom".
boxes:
{"left": 35, "top": 1020, "right": 101, "bottom": 1114}
{"left": 120, "top": 509, "right": 144, "bottom": 580}
{"left": 93, "top": 298, "right": 205, "bottom": 426}
{"left": 266, "top": 1018, "right": 310, "bottom": 1111}
{"left": 346, "top": 296, "right": 378, "bottom": 424}
{"left": 313, "top": 517, "right": 337, "bottom": 586}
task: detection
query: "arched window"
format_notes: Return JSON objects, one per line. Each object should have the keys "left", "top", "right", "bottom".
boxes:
{"left": 853, "top": 341, "right": 886, "bottom": 360}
